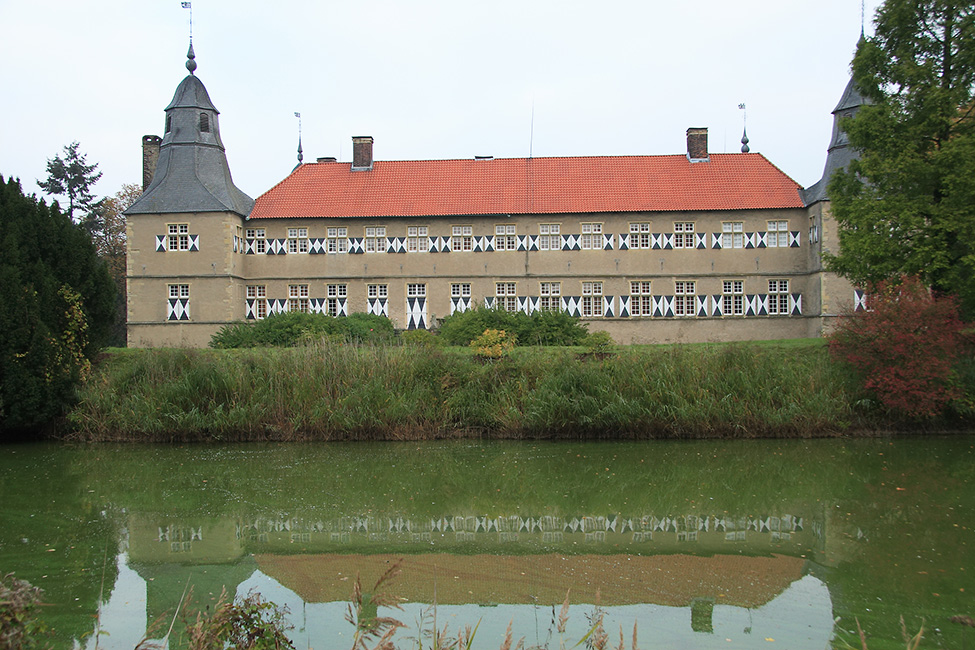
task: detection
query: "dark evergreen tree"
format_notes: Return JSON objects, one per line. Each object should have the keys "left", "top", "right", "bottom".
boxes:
{"left": 0, "top": 175, "right": 115, "bottom": 435}
{"left": 826, "top": 0, "right": 975, "bottom": 317}
{"left": 37, "top": 141, "right": 103, "bottom": 222}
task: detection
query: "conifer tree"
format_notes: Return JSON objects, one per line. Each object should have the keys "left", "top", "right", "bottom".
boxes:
{"left": 0, "top": 175, "right": 115, "bottom": 435}
{"left": 37, "top": 141, "right": 103, "bottom": 222}
{"left": 826, "top": 0, "right": 975, "bottom": 317}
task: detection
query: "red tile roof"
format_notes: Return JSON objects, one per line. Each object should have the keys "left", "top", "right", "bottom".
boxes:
{"left": 249, "top": 153, "right": 804, "bottom": 220}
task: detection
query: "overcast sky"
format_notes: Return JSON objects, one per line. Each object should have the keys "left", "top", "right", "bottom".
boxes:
{"left": 0, "top": 0, "right": 881, "bottom": 206}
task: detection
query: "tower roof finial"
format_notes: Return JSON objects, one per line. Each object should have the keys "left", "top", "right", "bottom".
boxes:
{"left": 186, "top": 42, "right": 197, "bottom": 74}
{"left": 738, "top": 103, "right": 749, "bottom": 153}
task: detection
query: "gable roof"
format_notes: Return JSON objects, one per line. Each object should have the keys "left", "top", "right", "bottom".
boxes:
{"left": 249, "top": 153, "right": 804, "bottom": 220}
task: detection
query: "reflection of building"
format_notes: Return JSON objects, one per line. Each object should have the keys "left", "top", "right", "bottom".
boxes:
{"left": 253, "top": 552, "right": 808, "bottom": 609}
{"left": 125, "top": 42, "right": 864, "bottom": 347}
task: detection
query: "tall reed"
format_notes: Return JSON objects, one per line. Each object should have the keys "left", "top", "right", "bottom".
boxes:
{"left": 68, "top": 342, "right": 874, "bottom": 442}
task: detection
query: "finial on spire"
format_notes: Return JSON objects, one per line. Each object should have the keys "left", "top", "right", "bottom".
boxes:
{"left": 295, "top": 112, "right": 304, "bottom": 168}
{"left": 738, "top": 103, "right": 749, "bottom": 153}
{"left": 186, "top": 42, "right": 197, "bottom": 74}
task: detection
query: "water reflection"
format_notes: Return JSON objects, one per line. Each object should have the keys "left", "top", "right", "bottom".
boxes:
{"left": 0, "top": 438, "right": 972, "bottom": 649}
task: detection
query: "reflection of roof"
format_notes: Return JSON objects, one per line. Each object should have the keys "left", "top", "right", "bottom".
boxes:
{"left": 255, "top": 553, "right": 805, "bottom": 609}
{"left": 250, "top": 154, "right": 804, "bottom": 220}
{"left": 130, "top": 557, "right": 258, "bottom": 624}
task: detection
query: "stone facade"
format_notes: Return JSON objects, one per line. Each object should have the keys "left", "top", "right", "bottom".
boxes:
{"left": 125, "top": 49, "right": 862, "bottom": 349}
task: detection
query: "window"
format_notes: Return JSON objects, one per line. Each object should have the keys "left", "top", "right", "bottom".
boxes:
{"left": 168, "top": 284, "right": 190, "bottom": 321}
{"left": 368, "top": 284, "right": 388, "bottom": 299}
{"left": 247, "top": 285, "right": 267, "bottom": 319}
{"left": 289, "top": 284, "right": 309, "bottom": 313}
{"left": 496, "top": 282, "right": 518, "bottom": 312}
{"left": 246, "top": 228, "right": 267, "bottom": 254}
{"left": 674, "top": 222, "right": 695, "bottom": 249}
{"left": 452, "top": 225, "right": 473, "bottom": 251}
{"left": 581, "top": 281, "right": 603, "bottom": 317}
{"left": 722, "top": 280, "right": 744, "bottom": 316}
{"left": 630, "top": 281, "right": 652, "bottom": 317}
{"left": 407, "top": 283, "right": 426, "bottom": 298}
{"left": 629, "top": 223, "right": 651, "bottom": 249}
{"left": 199, "top": 113, "right": 210, "bottom": 133}
{"left": 364, "top": 226, "right": 386, "bottom": 253}
{"left": 495, "top": 224, "right": 517, "bottom": 251}
{"left": 539, "top": 282, "right": 561, "bottom": 311}
{"left": 326, "top": 284, "right": 347, "bottom": 316}
{"left": 675, "top": 280, "right": 696, "bottom": 316}
{"left": 581, "top": 223, "right": 603, "bottom": 250}
{"left": 539, "top": 224, "right": 560, "bottom": 251}
{"left": 722, "top": 222, "right": 743, "bottom": 249}
{"left": 168, "top": 223, "right": 189, "bottom": 251}
{"left": 768, "top": 279, "right": 790, "bottom": 315}
{"left": 287, "top": 227, "right": 309, "bottom": 254}
{"left": 407, "top": 226, "right": 428, "bottom": 253}
{"left": 451, "top": 283, "right": 471, "bottom": 298}
{"left": 767, "top": 221, "right": 789, "bottom": 247}
{"left": 326, "top": 227, "right": 348, "bottom": 253}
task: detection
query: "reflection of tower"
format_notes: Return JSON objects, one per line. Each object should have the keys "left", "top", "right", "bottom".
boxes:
{"left": 691, "top": 597, "right": 715, "bottom": 633}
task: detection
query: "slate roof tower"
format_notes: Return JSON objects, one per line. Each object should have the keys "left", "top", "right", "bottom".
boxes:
{"left": 127, "top": 44, "right": 254, "bottom": 216}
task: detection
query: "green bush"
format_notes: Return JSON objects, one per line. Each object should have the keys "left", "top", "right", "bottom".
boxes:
{"left": 438, "top": 307, "right": 587, "bottom": 347}
{"left": 400, "top": 328, "right": 441, "bottom": 349}
{"left": 471, "top": 328, "right": 517, "bottom": 358}
{"left": 210, "top": 312, "right": 395, "bottom": 349}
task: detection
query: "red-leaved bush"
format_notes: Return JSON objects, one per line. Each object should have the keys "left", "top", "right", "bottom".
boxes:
{"left": 828, "top": 276, "right": 964, "bottom": 418}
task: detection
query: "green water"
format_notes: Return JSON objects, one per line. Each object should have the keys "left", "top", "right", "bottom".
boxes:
{"left": 0, "top": 438, "right": 972, "bottom": 649}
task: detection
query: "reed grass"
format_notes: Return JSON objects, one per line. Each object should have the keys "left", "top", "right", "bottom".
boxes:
{"left": 68, "top": 341, "right": 877, "bottom": 442}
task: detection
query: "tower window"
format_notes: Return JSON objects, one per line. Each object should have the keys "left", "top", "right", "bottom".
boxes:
{"left": 166, "top": 115, "right": 172, "bottom": 133}
{"left": 200, "top": 113, "right": 210, "bottom": 133}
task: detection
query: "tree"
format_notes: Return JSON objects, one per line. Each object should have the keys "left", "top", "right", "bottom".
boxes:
{"left": 37, "top": 141, "right": 102, "bottom": 222}
{"left": 826, "top": 1, "right": 975, "bottom": 318}
{"left": 88, "top": 184, "right": 141, "bottom": 345}
{"left": 828, "top": 275, "right": 965, "bottom": 418}
{"left": 0, "top": 175, "right": 115, "bottom": 435}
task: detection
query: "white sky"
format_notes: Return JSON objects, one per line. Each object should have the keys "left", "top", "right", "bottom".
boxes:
{"left": 0, "top": 0, "right": 880, "bottom": 205}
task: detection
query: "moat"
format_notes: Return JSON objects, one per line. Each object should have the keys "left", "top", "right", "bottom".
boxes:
{"left": 1, "top": 437, "right": 972, "bottom": 649}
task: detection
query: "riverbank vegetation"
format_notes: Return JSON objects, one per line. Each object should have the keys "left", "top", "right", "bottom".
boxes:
{"left": 65, "top": 336, "right": 973, "bottom": 443}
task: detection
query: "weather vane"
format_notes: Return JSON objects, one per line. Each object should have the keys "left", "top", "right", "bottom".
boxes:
{"left": 738, "top": 103, "right": 750, "bottom": 153}
{"left": 295, "top": 112, "right": 304, "bottom": 166}
{"left": 182, "top": 2, "right": 193, "bottom": 43}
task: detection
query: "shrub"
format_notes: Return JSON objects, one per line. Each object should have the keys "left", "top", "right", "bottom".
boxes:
{"left": 0, "top": 573, "right": 48, "bottom": 649}
{"left": 583, "top": 330, "right": 615, "bottom": 355}
{"left": 828, "top": 275, "right": 965, "bottom": 418}
{"left": 439, "top": 307, "right": 587, "bottom": 347}
{"left": 400, "top": 328, "right": 441, "bottom": 349}
{"left": 470, "top": 329, "right": 516, "bottom": 359}
{"left": 210, "top": 312, "right": 395, "bottom": 348}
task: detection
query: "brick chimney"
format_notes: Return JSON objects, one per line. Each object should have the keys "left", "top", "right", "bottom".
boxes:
{"left": 352, "top": 136, "right": 374, "bottom": 170}
{"left": 142, "top": 135, "right": 162, "bottom": 190}
{"left": 686, "top": 127, "right": 709, "bottom": 162}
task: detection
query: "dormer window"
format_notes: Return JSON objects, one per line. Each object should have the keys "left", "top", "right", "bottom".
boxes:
{"left": 199, "top": 113, "right": 210, "bottom": 133}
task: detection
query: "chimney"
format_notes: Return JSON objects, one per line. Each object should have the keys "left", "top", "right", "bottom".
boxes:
{"left": 142, "top": 135, "right": 162, "bottom": 190}
{"left": 686, "top": 127, "right": 709, "bottom": 162}
{"left": 352, "top": 136, "right": 374, "bottom": 171}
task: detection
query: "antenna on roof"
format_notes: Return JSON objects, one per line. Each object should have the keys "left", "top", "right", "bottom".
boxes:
{"left": 738, "top": 103, "right": 750, "bottom": 153}
{"left": 529, "top": 98, "right": 537, "bottom": 159}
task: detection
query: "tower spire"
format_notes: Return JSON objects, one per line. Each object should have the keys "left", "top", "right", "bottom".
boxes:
{"left": 738, "top": 103, "right": 749, "bottom": 153}
{"left": 294, "top": 112, "right": 304, "bottom": 170}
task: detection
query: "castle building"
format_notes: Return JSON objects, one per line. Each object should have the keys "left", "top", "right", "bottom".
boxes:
{"left": 125, "top": 45, "right": 860, "bottom": 348}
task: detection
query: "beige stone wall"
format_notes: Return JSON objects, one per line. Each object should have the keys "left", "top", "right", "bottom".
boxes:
{"left": 128, "top": 206, "right": 843, "bottom": 347}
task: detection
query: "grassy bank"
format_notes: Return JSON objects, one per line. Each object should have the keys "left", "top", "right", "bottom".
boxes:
{"left": 62, "top": 340, "right": 916, "bottom": 442}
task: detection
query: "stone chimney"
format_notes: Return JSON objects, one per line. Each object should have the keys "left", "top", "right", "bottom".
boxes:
{"left": 686, "top": 127, "right": 709, "bottom": 162}
{"left": 352, "top": 136, "right": 374, "bottom": 170}
{"left": 142, "top": 135, "right": 162, "bottom": 190}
